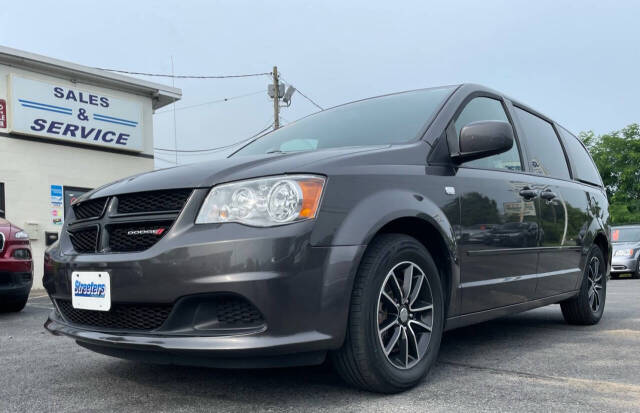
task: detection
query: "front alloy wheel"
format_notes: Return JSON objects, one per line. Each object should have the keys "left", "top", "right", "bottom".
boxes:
{"left": 377, "top": 261, "right": 434, "bottom": 370}
{"left": 332, "top": 234, "right": 444, "bottom": 393}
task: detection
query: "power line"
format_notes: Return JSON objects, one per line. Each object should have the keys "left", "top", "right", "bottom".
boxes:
{"left": 98, "top": 65, "right": 321, "bottom": 110}
{"left": 154, "top": 120, "right": 274, "bottom": 153}
{"left": 96, "top": 66, "right": 321, "bottom": 110}
{"left": 154, "top": 132, "right": 263, "bottom": 153}
{"left": 280, "top": 76, "right": 323, "bottom": 110}
{"left": 155, "top": 155, "right": 177, "bottom": 164}
{"left": 295, "top": 88, "right": 324, "bottom": 111}
{"left": 95, "top": 67, "right": 271, "bottom": 79}
{"left": 154, "top": 90, "right": 264, "bottom": 114}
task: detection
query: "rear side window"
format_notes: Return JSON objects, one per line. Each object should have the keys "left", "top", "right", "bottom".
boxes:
{"left": 558, "top": 126, "right": 603, "bottom": 186}
{"left": 454, "top": 97, "right": 522, "bottom": 172}
{"left": 513, "top": 107, "right": 570, "bottom": 180}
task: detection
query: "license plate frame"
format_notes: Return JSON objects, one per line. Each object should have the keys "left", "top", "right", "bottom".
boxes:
{"left": 71, "top": 271, "right": 111, "bottom": 311}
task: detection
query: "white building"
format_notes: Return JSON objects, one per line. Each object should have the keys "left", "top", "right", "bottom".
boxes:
{"left": 0, "top": 46, "right": 181, "bottom": 290}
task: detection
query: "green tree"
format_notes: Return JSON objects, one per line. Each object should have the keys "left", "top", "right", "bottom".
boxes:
{"left": 580, "top": 123, "right": 640, "bottom": 224}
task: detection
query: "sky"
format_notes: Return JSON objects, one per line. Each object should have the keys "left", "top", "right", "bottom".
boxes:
{"left": 1, "top": 0, "right": 639, "bottom": 169}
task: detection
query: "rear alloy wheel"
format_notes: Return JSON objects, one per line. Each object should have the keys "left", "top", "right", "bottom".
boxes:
{"left": 561, "top": 245, "right": 606, "bottom": 325}
{"left": 586, "top": 255, "right": 605, "bottom": 313}
{"left": 332, "top": 234, "right": 444, "bottom": 393}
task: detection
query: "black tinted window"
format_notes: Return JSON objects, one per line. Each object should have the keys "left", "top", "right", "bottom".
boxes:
{"left": 233, "top": 87, "right": 455, "bottom": 156}
{"left": 558, "top": 126, "right": 602, "bottom": 186}
{"left": 513, "top": 107, "right": 570, "bottom": 180}
{"left": 454, "top": 97, "right": 521, "bottom": 171}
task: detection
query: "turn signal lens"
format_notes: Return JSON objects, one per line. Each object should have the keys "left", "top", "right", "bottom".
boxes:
{"left": 298, "top": 179, "right": 324, "bottom": 219}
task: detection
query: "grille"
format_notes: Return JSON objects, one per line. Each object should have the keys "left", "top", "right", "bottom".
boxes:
{"left": 73, "top": 198, "right": 107, "bottom": 220}
{"left": 68, "top": 227, "right": 98, "bottom": 253}
{"left": 108, "top": 222, "right": 171, "bottom": 252}
{"left": 117, "top": 189, "right": 192, "bottom": 214}
{"left": 67, "top": 189, "right": 192, "bottom": 254}
{"left": 56, "top": 299, "right": 173, "bottom": 331}
{"left": 215, "top": 296, "right": 264, "bottom": 327}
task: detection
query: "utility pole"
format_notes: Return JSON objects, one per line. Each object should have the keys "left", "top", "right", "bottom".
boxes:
{"left": 171, "top": 56, "right": 178, "bottom": 165}
{"left": 272, "top": 66, "right": 280, "bottom": 130}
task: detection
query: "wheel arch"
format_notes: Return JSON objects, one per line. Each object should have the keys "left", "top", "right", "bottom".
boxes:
{"left": 364, "top": 216, "right": 459, "bottom": 319}
{"left": 314, "top": 187, "right": 462, "bottom": 342}
{"left": 593, "top": 231, "right": 611, "bottom": 268}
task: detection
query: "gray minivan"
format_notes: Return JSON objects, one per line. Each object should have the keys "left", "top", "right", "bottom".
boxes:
{"left": 44, "top": 84, "right": 611, "bottom": 393}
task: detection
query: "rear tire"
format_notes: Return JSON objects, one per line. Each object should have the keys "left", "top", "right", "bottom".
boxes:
{"left": 0, "top": 295, "right": 28, "bottom": 313}
{"left": 560, "top": 245, "right": 606, "bottom": 325}
{"left": 331, "top": 234, "right": 444, "bottom": 393}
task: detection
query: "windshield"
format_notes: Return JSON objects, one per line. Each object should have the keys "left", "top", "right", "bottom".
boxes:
{"left": 612, "top": 227, "right": 640, "bottom": 243}
{"left": 232, "top": 86, "right": 455, "bottom": 156}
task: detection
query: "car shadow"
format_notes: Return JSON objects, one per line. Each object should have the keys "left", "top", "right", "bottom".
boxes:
{"left": 98, "top": 306, "right": 572, "bottom": 403}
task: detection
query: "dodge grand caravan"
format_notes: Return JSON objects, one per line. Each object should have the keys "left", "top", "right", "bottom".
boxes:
{"left": 43, "top": 84, "right": 611, "bottom": 393}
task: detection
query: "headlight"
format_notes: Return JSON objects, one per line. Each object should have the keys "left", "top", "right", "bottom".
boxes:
{"left": 14, "top": 231, "right": 29, "bottom": 240}
{"left": 196, "top": 175, "right": 325, "bottom": 227}
{"left": 614, "top": 249, "right": 634, "bottom": 257}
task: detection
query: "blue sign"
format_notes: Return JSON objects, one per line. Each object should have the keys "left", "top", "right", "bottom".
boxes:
{"left": 50, "top": 185, "right": 63, "bottom": 206}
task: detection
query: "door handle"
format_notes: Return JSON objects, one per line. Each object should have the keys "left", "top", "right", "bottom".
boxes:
{"left": 540, "top": 189, "right": 557, "bottom": 201}
{"left": 519, "top": 187, "right": 538, "bottom": 200}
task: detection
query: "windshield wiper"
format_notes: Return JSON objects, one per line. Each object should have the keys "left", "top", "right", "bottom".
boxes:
{"left": 265, "top": 150, "right": 288, "bottom": 154}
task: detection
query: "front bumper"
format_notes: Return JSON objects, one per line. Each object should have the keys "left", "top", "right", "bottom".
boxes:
{"left": 611, "top": 255, "right": 638, "bottom": 273}
{"left": 0, "top": 259, "right": 33, "bottom": 299}
{"left": 44, "top": 219, "right": 365, "bottom": 365}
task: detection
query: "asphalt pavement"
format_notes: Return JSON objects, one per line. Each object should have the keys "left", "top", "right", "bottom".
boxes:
{"left": 1, "top": 279, "right": 639, "bottom": 412}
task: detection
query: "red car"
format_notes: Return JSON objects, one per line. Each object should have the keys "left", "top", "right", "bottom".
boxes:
{"left": 0, "top": 217, "right": 33, "bottom": 312}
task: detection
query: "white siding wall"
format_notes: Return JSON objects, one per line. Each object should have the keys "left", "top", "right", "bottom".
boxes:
{"left": 0, "top": 64, "right": 156, "bottom": 290}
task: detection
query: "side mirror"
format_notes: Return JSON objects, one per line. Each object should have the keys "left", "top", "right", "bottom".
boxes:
{"left": 450, "top": 120, "right": 514, "bottom": 163}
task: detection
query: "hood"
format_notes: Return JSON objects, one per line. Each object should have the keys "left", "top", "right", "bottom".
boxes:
{"left": 89, "top": 146, "right": 388, "bottom": 198}
{"left": 0, "top": 219, "right": 12, "bottom": 236}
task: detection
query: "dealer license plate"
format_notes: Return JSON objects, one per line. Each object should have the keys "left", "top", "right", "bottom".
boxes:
{"left": 71, "top": 271, "right": 111, "bottom": 311}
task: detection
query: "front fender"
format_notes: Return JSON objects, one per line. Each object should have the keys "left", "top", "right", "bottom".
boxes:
{"left": 310, "top": 178, "right": 461, "bottom": 319}
{"left": 352, "top": 190, "right": 455, "bottom": 248}
{"left": 311, "top": 178, "right": 458, "bottom": 251}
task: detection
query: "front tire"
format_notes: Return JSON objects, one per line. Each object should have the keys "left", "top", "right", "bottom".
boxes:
{"left": 560, "top": 245, "right": 606, "bottom": 325}
{"left": 331, "top": 234, "right": 444, "bottom": 393}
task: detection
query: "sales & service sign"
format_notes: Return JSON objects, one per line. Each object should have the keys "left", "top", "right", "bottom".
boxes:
{"left": 8, "top": 75, "right": 144, "bottom": 152}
